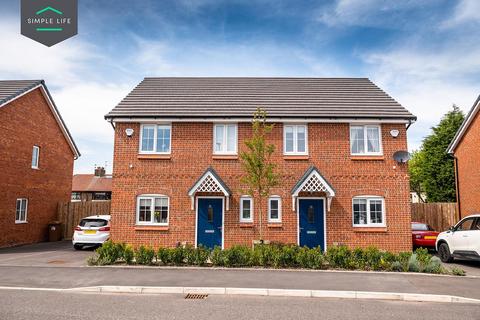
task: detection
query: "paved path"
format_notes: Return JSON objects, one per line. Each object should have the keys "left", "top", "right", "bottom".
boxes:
{"left": 1, "top": 289, "right": 479, "bottom": 320}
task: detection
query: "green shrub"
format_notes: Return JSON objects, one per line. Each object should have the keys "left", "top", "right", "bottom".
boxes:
{"left": 170, "top": 246, "right": 186, "bottom": 265}
{"left": 135, "top": 245, "right": 155, "bottom": 265}
{"left": 424, "top": 256, "right": 443, "bottom": 274}
{"left": 223, "top": 245, "right": 253, "bottom": 267}
{"left": 95, "top": 240, "right": 123, "bottom": 265}
{"left": 450, "top": 266, "right": 466, "bottom": 276}
{"left": 157, "top": 247, "right": 172, "bottom": 265}
{"left": 326, "top": 245, "right": 355, "bottom": 269}
{"left": 408, "top": 254, "right": 420, "bottom": 272}
{"left": 296, "top": 246, "right": 325, "bottom": 269}
{"left": 394, "top": 252, "right": 412, "bottom": 272}
{"left": 273, "top": 245, "right": 299, "bottom": 268}
{"left": 122, "top": 244, "right": 134, "bottom": 264}
{"left": 252, "top": 244, "right": 275, "bottom": 267}
{"left": 185, "top": 245, "right": 210, "bottom": 266}
{"left": 211, "top": 246, "right": 226, "bottom": 266}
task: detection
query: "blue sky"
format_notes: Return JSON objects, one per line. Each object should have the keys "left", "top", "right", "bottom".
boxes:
{"left": 1, "top": 0, "right": 479, "bottom": 173}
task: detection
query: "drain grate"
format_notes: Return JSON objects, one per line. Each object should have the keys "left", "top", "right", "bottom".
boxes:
{"left": 185, "top": 293, "right": 208, "bottom": 300}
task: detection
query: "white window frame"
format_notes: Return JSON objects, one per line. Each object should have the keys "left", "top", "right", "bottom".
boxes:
{"left": 213, "top": 123, "right": 238, "bottom": 155}
{"left": 283, "top": 124, "right": 308, "bottom": 155}
{"left": 268, "top": 196, "right": 282, "bottom": 223}
{"left": 32, "top": 146, "right": 40, "bottom": 169}
{"left": 15, "top": 198, "right": 28, "bottom": 224}
{"left": 239, "top": 196, "right": 253, "bottom": 223}
{"left": 139, "top": 124, "right": 172, "bottom": 155}
{"left": 352, "top": 196, "right": 386, "bottom": 227}
{"left": 349, "top": 124, "right": 383, "bottom": 156}
{"left": 136, "top": 194, "right": 170, "bottom": 226}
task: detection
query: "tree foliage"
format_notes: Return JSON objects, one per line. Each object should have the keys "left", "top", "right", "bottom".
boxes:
{"left": 409, "top": 105, "right": 464, "bottom": 202}
{"left": 240, "top": 108, "right": 279, "bottom": 240}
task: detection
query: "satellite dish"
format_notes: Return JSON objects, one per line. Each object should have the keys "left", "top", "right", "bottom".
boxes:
{"left": 393, "top": 151, "right": 410, "bottom": 163}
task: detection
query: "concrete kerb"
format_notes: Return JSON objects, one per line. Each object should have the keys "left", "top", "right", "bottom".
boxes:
{"left": 1, "top": 285, "right": 479, "bottom": 304}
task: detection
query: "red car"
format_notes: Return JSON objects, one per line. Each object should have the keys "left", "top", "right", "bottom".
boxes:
{"left": 412, "top": 222, "right": 439, "bottom": 249}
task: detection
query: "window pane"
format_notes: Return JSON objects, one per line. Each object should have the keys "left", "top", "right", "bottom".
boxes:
{"left": 367, "top": 127, "right": 380, "bottom": 153}
{"left": 242, "top": 199, "right": 251, "bottom": 219}
{"left": 226, "top": 125, "right": 236, "bottom": 152}
{"left": 139, "top": 198, "right": 151, "bottom": 222}
{"left": 270, "top": 199, "right": 279, "bottom": 219}
{"left": 457, "top": 218, "right": 474, "bottom": 231}
{"left": 156, "top": 127, "right": 171, "bottom": 153}
{"left": 307, "top": 205, "right": 315, "bottom": 223}
{"left": 350, "top": 127, "right": 365, "bottom": 154}
{"left": 154, "top": 198, "right": 168, "bottom": 224}
{"left": 15, "top": 200, "right": 21, "bottom": 221}
{"left": 208, "top": 205, "right": 214, "bottom": 222}
{"left": 32, "top": 147, "right": 39, "bottom": 167}
{"left": 215, "top": 125, "right": 224, "bottom": 152}
{"left": 369, "top": 200, "right": 383, "bottom": 224}
{"left": 297, "top": 126, "right": 306, "bottom": 153}
{"left": 285, "top": 126, "right": 294, "bottom": 152}
{"left": 141, "top": 127, "right": 155, "bottom": 151}
{"left": 353, "top": 199, "right": 367, "bottom": 225}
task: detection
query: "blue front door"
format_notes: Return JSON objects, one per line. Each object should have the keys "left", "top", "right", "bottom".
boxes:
{"left": 197, "top": 198, "right": 223, "bottom": 249}
{"left": 299, "top": 199, "right": 325, "bottom": 250}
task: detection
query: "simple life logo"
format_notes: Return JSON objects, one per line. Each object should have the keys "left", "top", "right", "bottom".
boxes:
{"left": 21, "top": 0, "right": 78, "bottom": 47}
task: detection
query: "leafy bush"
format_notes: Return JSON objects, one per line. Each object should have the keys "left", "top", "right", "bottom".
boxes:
{"left": 185, "top": 245, "right": 210, "bottom": 266}
{"left": 326, "top": 245, "right": 355, "bottom": 269}
{"left": 122, "top": 244, "right": 134, "bottom": 264}
{"left": 450, "top": 266, "right": 466, "bottom": 276}
{"left": 223, "top": 245, "right": 253, "bottom": 267}
{"left": 408, "top": 254, "right": 421, "bottom": 272}
{"left": 95, "top": 240, "right": 123, "bottom": 265}
{"left": 296, "top": 246, "right": 325, "bottom": 269}
{"left": 135, "top": 245, "right": 155, "bottom": 265}
{"left": 210, "top": 246, "right": 226, "bottom": 266}
{"left": 424, "top": 256, "right": 443, "bottom": 274}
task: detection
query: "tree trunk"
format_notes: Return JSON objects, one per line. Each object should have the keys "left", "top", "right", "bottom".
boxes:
{"left": 258, "top": 195, "right": 263, "bottom": 241}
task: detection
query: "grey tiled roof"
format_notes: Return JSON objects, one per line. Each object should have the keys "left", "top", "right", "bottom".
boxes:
{"left": 0, "top": 80, "right": 43, "bottom": 106}
{"left": 105, "top": 77, "right": 416, "bottom": 120}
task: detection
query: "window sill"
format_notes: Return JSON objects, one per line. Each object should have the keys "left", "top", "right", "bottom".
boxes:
{"left": 135, "top": 225, "right": 169, "bottom": 231}
{"left": 267, "top": 223, "right": 283, "bottom": 228}
{"left": 239, "top": 223, "right": 254, "bottom": 227}
{"left": 137, "top": 154, "right": 171, "bottom": 160}
{"left": 283, "top": 155, "right": 309, "bottom": 160}
{"left": 15, "top": 221, "right": 28, "bottom": 224}
{"left": 353, "top": 227, "right": 387, "bottom": 233}
{"left": 212, "top": 155, "right": 238, "bottom": 160}
{"left": 350, "top": 155, "right": 384, "bottom": 161}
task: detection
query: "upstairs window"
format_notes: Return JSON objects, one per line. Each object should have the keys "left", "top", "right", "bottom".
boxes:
{"left": 140, "top": 124, "right": 171, "bottom": 154}
{"left": 240, "top": 196, "right": 253, "bottom": 223}
{"left": 268, "top": 196, "right": 282, "bottom": 223}
{"left": 32, "top": 146, "right": 40, "bottom": 169}
{"left": 284, "top": 124, "right": 308, "bottom": 155}
{"left": 214, "top": 124, "right": 237, "bottom": 154}
{"left": 352, "top": 196, "right": 385, "bottom": 227}
{"left": 137, "top": 195, "right": 169, "bottom": 226}
{"left": 15, "top": 198, "right": 28, "bottom": 223}
{"left": 350, "top": 125, "right": 382, "bottom": 155}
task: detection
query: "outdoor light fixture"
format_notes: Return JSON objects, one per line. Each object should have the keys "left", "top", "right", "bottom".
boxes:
{"left": 390, "top": 129, "right": 399, "bottom": 138}
{"left": 125, "top": 128, "right": 134, "bottom": 137}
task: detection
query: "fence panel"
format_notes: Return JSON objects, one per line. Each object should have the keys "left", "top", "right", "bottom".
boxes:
{"left": 411, "top": 202, "right": 457, "bottom": 232}
{"left": 57, "top": 201, "right": 111, "bottom": 240}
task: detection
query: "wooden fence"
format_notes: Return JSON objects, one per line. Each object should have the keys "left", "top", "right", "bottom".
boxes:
{"left": 411, "top": 202, "right": 458, "bottom": 232}
{"left": 57, "top": 201, "right": 111, "bottom": 240}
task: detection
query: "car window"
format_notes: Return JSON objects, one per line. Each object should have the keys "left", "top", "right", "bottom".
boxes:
{"left": 412, "top": 223, "right": 429, "bottom": 231}
{"left": 473, "top": 218, "right": 480, "bottom": 231}
{"left": 79, "top": 219, "right": 108, "bottom": 228}
{"left": 456, "top": 218, "right": 474, "bottom": 231}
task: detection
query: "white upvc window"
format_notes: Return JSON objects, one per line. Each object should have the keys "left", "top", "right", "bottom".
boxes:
{"left": 240, "top": 196, "right": 253, "bottom": 223}
{"left": 15, "top": 198, "right": 28, "bottom": 223}
{"left": 139, "top": 124, "right": 171, "bottom": 154}
{"left": 352, "top": 196, "right": 386, "bottom": 227}
{"left": 213, "top": 124, "right": 237, "bottom": 154}
{"left": 350, "top": 125, "right": 382, "bottom": 155}
{"left": 268, "top": 196, "right": 282, "bottom": 223}
{"left": 284, "top": 124, "right": 308, "bottom": 155}
{"left": 32, "top": 146, "right": 40, "bottom": 169}
{"left": 136, "top": 195, "right": 169, "bottom": 226}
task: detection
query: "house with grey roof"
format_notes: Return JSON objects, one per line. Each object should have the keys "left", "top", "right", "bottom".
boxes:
{"left": 105, "top": 77, "right": 415, "bottom": 252}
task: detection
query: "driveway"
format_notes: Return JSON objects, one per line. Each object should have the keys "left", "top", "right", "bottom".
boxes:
{"left": 0, "top": 241, "right": 93, "bottom": 267}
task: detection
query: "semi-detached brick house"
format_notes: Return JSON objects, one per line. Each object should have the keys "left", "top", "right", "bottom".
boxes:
{"left": 0, "top": 80, "right": 80, "bottom": 248}
{"left": 448, "top": 95, "right": 480, "bottom": 219}
{"left": 105, "top": 77, "right": 416, "bottom": 252}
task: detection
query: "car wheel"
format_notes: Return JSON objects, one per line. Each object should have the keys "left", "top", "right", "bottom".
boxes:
{"left": 73, "top": 244, "right": 83, "bottom": 250}
{"left": 438, "top": 243, "right": 453, "bottom": 263}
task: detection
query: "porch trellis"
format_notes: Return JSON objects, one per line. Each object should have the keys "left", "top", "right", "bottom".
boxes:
{"left": 291, "top": 166, "right": 336, "bottom": 211}
{"left": 188, "top": 167, "right": 231, "bottom": 210}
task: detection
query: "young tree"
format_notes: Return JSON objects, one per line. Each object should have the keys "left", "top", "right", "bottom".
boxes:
{"left": 408, "top": 105, "right": 464, "bottom": 202}
{"left": 240, "top": 108, "right": 279, "bottom": 242}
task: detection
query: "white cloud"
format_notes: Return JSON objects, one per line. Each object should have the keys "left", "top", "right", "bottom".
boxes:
{"left": 442, "top": 0, "right": 480, "bottom": 28}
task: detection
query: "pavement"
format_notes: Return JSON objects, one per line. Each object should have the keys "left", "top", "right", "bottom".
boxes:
{"left": 1, "top": 290, "right": 479, "bottom": 320}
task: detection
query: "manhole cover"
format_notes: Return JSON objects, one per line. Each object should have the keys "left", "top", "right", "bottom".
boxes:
{"left": 185, "top": 293, "right": 208, "bottom": 300}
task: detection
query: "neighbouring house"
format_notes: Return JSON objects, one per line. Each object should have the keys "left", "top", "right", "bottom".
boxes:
{"left": 447, "top": 95, "right": 480, "bottom": 219}
{"left": 0, "top": 80, "right": 80, "bottom": 247}
{"left": 72, "top": 167, "right": 112, "bottom": 201}
{"left": 105, "top": 77, "right": 416, "bottom": 252}
{"left": 410, "top": 191, "right": 426, "bottom": 203}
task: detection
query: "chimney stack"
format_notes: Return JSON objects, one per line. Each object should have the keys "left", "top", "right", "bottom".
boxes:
{"left": 94, "top": 166, "right": 106, "bottom": 177}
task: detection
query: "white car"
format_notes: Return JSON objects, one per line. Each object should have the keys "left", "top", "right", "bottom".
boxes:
{"left": 436, "top": 214, "right": 480, "bottom": 263}
{"left": 72, "top": 215, "right": 111, "bottom": 250}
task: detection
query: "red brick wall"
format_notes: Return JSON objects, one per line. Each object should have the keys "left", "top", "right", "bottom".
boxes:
{"left": 0, "top": 88, "right": 75, "bottom": 247}
{"left": 455, "top": 110, "right": 480, "bottom": 218}
{"left": 111, "top": 121, "right": 411, "bottom": 252}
